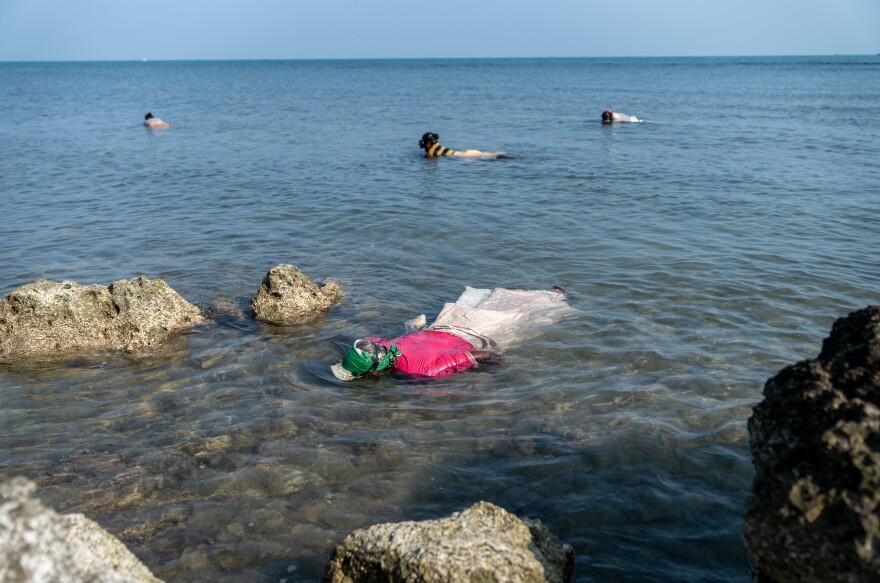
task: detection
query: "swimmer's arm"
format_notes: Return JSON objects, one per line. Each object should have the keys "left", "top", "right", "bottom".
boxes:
{"left": 469, "top": 350, "right": 495, "bottom": 362}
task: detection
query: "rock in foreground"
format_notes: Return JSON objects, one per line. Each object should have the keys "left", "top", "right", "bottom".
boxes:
{"left": 744, "top": 306, "right": 880, "bottom": 582}
{"left": 323, "top": 501, "right": 574, "bottom": 583}
{"left": 0, "top": 477, "right": 162, "bottom": 583}
{"left": 251, "top": 264, "right": 340, "bottom": 325}
{"left": 0, "top": 276, "right": 204, "bottom": 363}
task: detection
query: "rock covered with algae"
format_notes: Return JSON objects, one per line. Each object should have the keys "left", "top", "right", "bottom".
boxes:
{"left": 0, "top": 477, "right": 163, "bottom": 583}
{"left": 0, "top": 276, "right": 204, "bottom": 363}
{"left": 744, "top": 305, "right": 880, "bottom": 582}
{"left": 323, "top": 501, "right": 574, "bottom": 583}
{"left": 251, "top": 264, "right": 341, "bottom": 325}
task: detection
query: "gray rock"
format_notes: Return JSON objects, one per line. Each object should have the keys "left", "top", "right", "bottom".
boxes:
{"left": 200, "top": 296, "right": 248, "bottom": 320}
{"left": 0, "top": 477, "right": 162, "bottom": 583}
{"left": 323, "top": 501, "right": 574, "bottom": 583}
{"left": 744, "top": 306, "right": 880, "bottom": 583}
{"left": 0, "top": 276, "right": 204, "bottom": 363}
{"left": 251, "top": 264, "right": 341, "bottom": 325}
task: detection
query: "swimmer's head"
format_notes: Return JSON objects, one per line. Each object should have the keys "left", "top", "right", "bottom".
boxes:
{"left": 419, "top": 132, "right": 439, "bottom": 149}
{"left": 330, "top": 339, "right": 400, "bottom": 381}
{"left": 145, "top": 112, "right": 154, "bottom": 120}
{"left": 601, "top": 111, "right": 613, "bottom": 123}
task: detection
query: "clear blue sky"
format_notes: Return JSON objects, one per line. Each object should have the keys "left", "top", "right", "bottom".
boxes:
{"left": 0, "top": 0, "right": 877, "bottom": 61}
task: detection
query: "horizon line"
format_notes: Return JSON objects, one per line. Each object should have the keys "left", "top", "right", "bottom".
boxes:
{"left": 1, "top": 53, "right": 878, "bottom": 65}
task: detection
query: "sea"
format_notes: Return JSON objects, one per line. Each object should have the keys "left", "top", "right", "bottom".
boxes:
{"left": 0, "top": 56, "right": 878, "bottom": 582}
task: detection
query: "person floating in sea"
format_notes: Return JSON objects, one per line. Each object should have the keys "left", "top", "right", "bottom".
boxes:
{"left": 330, "top": 286, "right": 572, "bottom": 381}
{"left": 601, "top": 110, "right": 641, "bottom": 123}
{"left": 419, "top": 132, "right": 506, "bottom": 159}
{"left": 143, "top": 112, "right": 172, "bottom": 129}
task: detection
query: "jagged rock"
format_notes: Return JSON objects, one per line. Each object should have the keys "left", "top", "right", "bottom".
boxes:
{"left": 744, "top": 306, "right": 880, "bottom": 583}
{"left": 0, "top": 477, "right": 162, "bottom": 583}
{"left": 0, "top": 276, "right": 204, "bottom": 363}
{"left": 323, "top": 501, "right": 574, "bottom": 583}
{"left": 251, "top": 264, "right": 340, "bottom": 325}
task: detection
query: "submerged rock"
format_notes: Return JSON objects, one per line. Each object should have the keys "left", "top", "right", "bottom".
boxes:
{"left": 0, "top": 276, "right": 204, "bottom": 363}
{"left": 323, "top": 501, "right": 574, "bottom": 583}
{"left": 200, "top": 296, "right": 249, "bottom": 320}
{"left": 0, "top": 477, "right": 163, "bottom": 583}
{"left": 744, "top": 306, "right": 880, "bottom": 582}
{"left": 251, "top": 264, "right": 340, "bottom": 325}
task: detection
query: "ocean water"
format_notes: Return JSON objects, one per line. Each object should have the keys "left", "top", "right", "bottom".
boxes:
{"left": 0, "top": 56, "right": 878, "bottom": 582}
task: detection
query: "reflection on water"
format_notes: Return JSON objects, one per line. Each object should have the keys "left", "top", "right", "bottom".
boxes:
{"left": 1, "top": 56, "right": 879, "bottom": 582}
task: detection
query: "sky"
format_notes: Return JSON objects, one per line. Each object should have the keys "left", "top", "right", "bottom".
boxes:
{"left": 0, "top": 0, "right": 877, "bottom": 61}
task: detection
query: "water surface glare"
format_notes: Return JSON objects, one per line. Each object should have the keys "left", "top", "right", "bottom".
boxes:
{"left": 1, "top": 56, "right": 879, "bottom": 582}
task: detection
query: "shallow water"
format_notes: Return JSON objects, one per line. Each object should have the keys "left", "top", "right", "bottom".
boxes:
{"left": 1, "top": 56, "right": 879, "bottom": 581}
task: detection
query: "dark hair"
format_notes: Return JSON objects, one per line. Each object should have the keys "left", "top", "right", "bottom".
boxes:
{"left": 354, "top": 339, "right": 391, "bottom": 373}
{"left": 145, "top": 112, "right": 154, "bottom": 120}
{"left": 419, "top": 132, "right": 439, "bottom": 149}
{"left": 354, "top": 339, "right": 379, "bottom": 357}
{"left": 601, "top": 111, "right": 613, "bottom": 123}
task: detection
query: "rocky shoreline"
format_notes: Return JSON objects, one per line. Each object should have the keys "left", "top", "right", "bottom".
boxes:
{"left": 1, "top": 267, "right": 878, "bottom": 581}
{"left": 743, "top": 305, "right": 880, "bottom": 582}
{"left": 1, "top": 481, "right": 573, "bottom": 583}
{"left": 0, "top": 264, "right": 339, "bottom": 365}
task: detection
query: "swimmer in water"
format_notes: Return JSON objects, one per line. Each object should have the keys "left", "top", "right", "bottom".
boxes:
{"left": 143, "top": 112, "right": 172, "bottom": 129}
{"left": 419, "top": 132, "right": 505, "bottom": 159}
{"left": 331, "top": 336, "right": 496, "bottom": 381}
{"left": 601, "top": 110, "right": 641, "bottom": 123}
{"left": 330, "top": 286, "right": 571, "bottom": 381}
